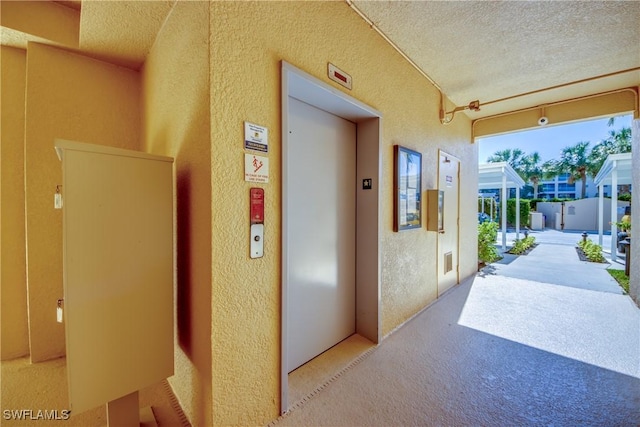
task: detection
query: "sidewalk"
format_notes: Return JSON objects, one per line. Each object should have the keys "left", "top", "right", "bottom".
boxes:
{"left": 490, "top": 229, "right": 626, "bottom": 294}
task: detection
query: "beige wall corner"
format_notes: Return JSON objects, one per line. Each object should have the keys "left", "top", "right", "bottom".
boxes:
{"left": 142, "top": 2, "right": 212, "bottom": 426}
{"left": 24, "top": 42, "right": 141, "bottom": 362}
{"left": 1, "top": 46, "right": 30, "bottom": 361}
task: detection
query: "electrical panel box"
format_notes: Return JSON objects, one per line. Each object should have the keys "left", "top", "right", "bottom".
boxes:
{"left": 56, "top": 139, "right": 174, "bottom": 415}
{"left": 426, "top": 189, "right": 444, "bottom": 232}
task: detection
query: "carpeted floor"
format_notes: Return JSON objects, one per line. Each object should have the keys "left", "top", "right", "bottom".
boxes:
{"left": 287, "top": 334, "right": 376, "bottom": 407}
{"left": 270, "top": 274, "right": 640, "bottom": 426}
{"left": 1, "top": 356, "right": 189, "bottom": 427}
{"left": 4, "top": 271, "right": 638, "bottom": 427}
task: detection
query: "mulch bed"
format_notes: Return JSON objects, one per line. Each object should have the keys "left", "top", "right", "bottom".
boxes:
{"left": 575, "top": 246, "right": 606, "bottom": 263}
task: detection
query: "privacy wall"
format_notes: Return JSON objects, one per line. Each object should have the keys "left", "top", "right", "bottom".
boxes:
{"left": 24, "top": 43, "right": 141, "bottom": 362}
{"left": 210, "top": 2, "right": 477, "bottom": 424}
{"left": 1, "top": 46, "right": 29, "bottom": 360}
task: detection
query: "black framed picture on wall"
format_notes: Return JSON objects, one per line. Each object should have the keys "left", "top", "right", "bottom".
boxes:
{"left": 394, "top": 145, "right": 422, "bottom": 231}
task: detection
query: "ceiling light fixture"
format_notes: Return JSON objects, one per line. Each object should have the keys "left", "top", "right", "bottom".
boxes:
{"left": 440, "top": 96, "right": 481, "bottom": 125}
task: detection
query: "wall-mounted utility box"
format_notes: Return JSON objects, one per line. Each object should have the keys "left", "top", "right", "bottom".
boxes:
{"left": 56, "top": 139, "right": 174, "bottom": 416}
{"left": 426, "top": 189, "right": 444, "bottom": 232}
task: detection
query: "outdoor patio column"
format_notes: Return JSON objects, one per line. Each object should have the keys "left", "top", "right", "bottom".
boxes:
{"left": 598, "top": 184, "right": 604, "bottom": 246}
{"left": 501, "top": 173, "right": 507, "bottom": 250}
{"left": 610, "top": 161, "right": 618, "bottom": 258}
{"left": 515, "top": 185, "right": 520, "bottom": 240}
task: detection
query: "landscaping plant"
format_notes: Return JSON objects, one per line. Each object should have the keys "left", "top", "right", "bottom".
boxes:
{"left": 577, "top": 239, "right": 606, "bottom": 263}
{"left": 607, "top": 269, "right": 629, "bottom": 294}
{"left": 509, "top": 236, "right": 536, "bottom": 255}
{"left": 478, "top": 221, "right": 501, "bottom": 264}
{"left": 502, "top": 198, "right": 531, "bottom": 227}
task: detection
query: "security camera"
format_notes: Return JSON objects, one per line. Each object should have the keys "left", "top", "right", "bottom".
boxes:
{"left": 538, "top": 116, "right": 549, "bottom": 126}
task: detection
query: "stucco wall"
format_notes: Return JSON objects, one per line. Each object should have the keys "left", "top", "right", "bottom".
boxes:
{"left": 210, "top": 2, "right": 475, "bottom": 425}
{"left": 24, "top": 42, "right": 141, "bottom": 362}
{"left": 1, "top": 46, "right": 30, "bottom": 361}
{"left": 142, "top": 2, "right": 212, "bottom": 426}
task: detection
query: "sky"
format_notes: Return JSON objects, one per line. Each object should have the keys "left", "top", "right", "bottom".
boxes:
{"left": 477, "top": 114, "right": 633, "bottom": 165}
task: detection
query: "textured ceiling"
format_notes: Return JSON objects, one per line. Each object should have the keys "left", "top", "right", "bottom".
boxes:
{"left": 80, "top": 0, "right": 175, "bottom": 69}
{"left": 350, "top": 0, "right": 640, "bottom": 118}
{"left": 4, "top": 0, "right": 638, "bottom": 118}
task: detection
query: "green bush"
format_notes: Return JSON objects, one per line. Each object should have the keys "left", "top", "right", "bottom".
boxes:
{"left": 508, "top": 236, "right": 536, "bottom": 255}
{"left": 618, "top": 194, "right": 632, "bottom": 202}
{"left": 501, "top": 199, "right": 530, "bottom": 227}
{"left": 529, "top": 198, "right": 544, "bottom": 212}
{"left": 577, "top": 239, "right": 606, "bottom": 263}
{"left": 478, "top": 221, "right": 500, "bottom": 264}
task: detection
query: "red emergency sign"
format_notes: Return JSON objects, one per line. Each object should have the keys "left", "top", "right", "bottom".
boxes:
{"left": 250, "top": 188, "right": 264, "bottom": 224}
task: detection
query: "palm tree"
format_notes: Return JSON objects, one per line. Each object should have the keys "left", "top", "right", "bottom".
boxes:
{"left": 546, "top": 141, "right": 593, "bottom": 199}
{"left": 487, "top": 148, "right": 527, "bottom": 179}
{"left": 588, "top": 127, "right": 632, "bottom": 176}
{"left": 521, "top": 152, "right": 543, "bottom": 198}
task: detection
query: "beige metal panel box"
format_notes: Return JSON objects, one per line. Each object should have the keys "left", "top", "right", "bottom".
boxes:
{"left": 426, "top": 189, "right": 444, "bottom": 232}
{"left": 56, "top": 140, "right": 174, "bottom": 415}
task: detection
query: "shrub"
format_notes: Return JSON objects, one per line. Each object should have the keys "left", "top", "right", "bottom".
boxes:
{"left": 614, "top": 220, "right": 631, "bottom": 231}
{"left": 509, "top": 236, "right": 536, "bottom": 255}
{"left": 502, "top": 199, "right": 531, "bottom": 227}
{"left": 577, "top": 239, "right": 606, "bottom": 263}
{"left": 529, "top": 198, "right": 544, "bottom": 211}
{"left": 478, "top": 221, "right": 500, "bottom": 264}
{"left": 618, "top": 194, "right": 631, "bottom": 202}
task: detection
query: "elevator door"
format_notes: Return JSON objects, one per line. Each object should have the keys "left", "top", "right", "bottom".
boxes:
{"left": 287, "top": 97, "right": 356, "bottom": 372}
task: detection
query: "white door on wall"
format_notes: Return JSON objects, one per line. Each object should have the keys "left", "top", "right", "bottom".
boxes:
{"left": 286, "top": 97, "right": 356, "bottom": 372}
{"left": 437, "top": 151, "right": 460, "bottom": 295}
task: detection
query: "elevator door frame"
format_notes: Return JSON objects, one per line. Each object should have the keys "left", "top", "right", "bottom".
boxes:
{"left": 281, "top": 61, "right": 382, "bottom": 413}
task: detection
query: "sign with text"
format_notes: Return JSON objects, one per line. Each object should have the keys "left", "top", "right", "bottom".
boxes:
{"left": 244, "top": 122, "right": 268, "bottom": 153}
{"left": 245, "top": 154, "right": 269, "bottom": 183}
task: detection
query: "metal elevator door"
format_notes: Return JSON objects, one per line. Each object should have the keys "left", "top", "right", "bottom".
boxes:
{"left": 286, "top": 97, "right": 356, "bottom": 372}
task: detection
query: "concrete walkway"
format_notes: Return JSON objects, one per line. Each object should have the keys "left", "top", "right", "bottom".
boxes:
{"left": 490, "top": 229, "right": 625, "bottom": 294}
{"left": 272, "top": 229, "right": 640, "bottom": 426}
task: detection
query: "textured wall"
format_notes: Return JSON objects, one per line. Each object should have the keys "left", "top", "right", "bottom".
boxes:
{"left": 142, "top": 2, "right": 212, "bottom": 426}
{"left": 1, "top": 46, "right": 30, "bottom": 360}
{"left": 24, "top": 43, "right": 141, "bottom": 362}
{"left": 0, "top": 1, "right": 79, "bottom": 48}
{"left": 210, "top": 2, "right": 475, "bottom": 425}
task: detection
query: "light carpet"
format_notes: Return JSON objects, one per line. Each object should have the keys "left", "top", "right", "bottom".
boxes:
{"left": 1, "top": 356, "right": 189, "bottom": 427}
{"left": 269, "top": 275, "right": 640, "bottom": 426}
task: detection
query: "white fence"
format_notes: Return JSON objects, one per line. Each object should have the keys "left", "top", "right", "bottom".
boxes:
{"left": 536, "top": 198, "right": 630, "bottom": 231}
